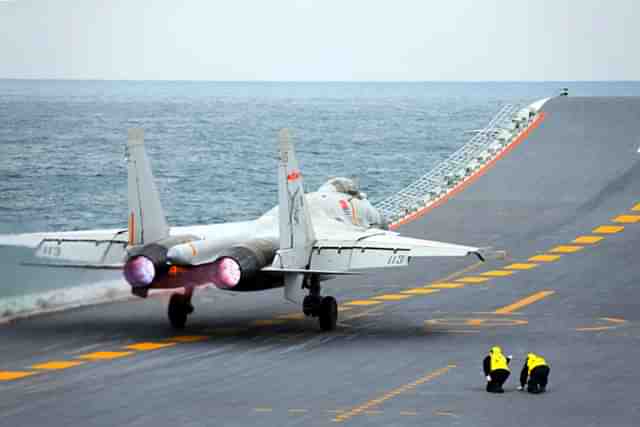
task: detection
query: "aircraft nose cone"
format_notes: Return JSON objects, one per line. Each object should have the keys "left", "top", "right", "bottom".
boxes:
{"left": 212, "top": 257, "right": 241, "bottom": 289}
{"left": 123, "top": 256, "right": 155, "bottom": 287}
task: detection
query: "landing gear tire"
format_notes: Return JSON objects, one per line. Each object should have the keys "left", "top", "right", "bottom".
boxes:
{"left": 303, "top": 295, "right": 322, "bottom": 316}
{"left": 168, "top": 293, "right": 191, "bottom": 329}
{"left": 318, "top": 296, "right": 338, "bottom": 331}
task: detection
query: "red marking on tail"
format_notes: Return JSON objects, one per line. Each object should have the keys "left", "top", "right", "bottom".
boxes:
{"left": 287, "top": 170, "right": 301, "bottom": 181}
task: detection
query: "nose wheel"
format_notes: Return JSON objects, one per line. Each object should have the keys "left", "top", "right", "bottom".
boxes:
{"left": 302, "top": 275, "right": 338, "bottom": 331}
{"left": 168, "top": 291, "right": 194, "bottom": 329}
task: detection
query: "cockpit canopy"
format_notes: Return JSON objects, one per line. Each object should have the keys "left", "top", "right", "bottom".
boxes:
{"left": 318, "top": 177, "right": 367, "bottom": 199}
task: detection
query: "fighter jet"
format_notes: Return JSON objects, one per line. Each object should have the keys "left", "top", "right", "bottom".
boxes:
{"left": 0, "top": 129, "right": 484, "bottom": 330}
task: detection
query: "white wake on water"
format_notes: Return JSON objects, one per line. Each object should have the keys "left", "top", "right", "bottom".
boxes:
{"left": 0, "top": 279, "right": 132, "bottom": 324}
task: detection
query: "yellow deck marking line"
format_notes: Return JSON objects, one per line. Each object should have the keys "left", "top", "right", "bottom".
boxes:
{"left": 400, "top": 288, "right": 440, "bottom": 295}
{"left": 456, "top": 276, "right": 489, "bottom": 284}
{"left": 251, "top": 319, "right": 288, "bottom": 327}
{"left": 550, "top": 245, "right": 583, "bottom": 254}
{"left": 345, "top": 300, "right": 382, "bottom": 306}
{"left": 426, "top": 318, "right": 528, "bottom": 328}
{"left": 31, "top": 361, "right": 83, "bottom": 370}
{"left": 612, "top": 214, "right": 640, "bottom": 223}
{"left": 528, "top": 254, "right": 561, "bottom": 262}
{"left": 373, "top": 294, "right": 413, "bottom": 301}
{"left": 343, "top": 305, "right": 385, "bottom": 321}
{"left": 167, "top": 335, "right": 209, "bottom": 343}
{"left": 288, "top": 409, "right": 308, "bottom": 414}
{"left": 434, "top": 411, "right": 459, "bottom": 417}
{"left": 427, "top": 283, "right": 465, "bottom": 289}
{"left": 494, "top": 290, "right": 555, "bottom": 314}
{"left": 602, "top": 317, "right": 626, "bottom": 324}
{"left": 573, "top": 235, "right": 604, "bottom": 244}
{"left": 632, "top": 203, "right": 640, "bottom": 211}
{"left": 576, "top": 317, "right": 627, "bottom": 332}
{"left": 505, "top": 263, "right": 538, "bottom": 270}
{"left": 76, "top": 351, "right": 134, "bottom": 361}
{"left": 575, "top": 326, "right": 615, "bottom": 332}
{"left": 363, "top": 410, "right": 383, "bottom": 415}
{"left": 276, "top": 312, "right": 306, "bottom": 320}
{"left": 593, "top": 225, "right": 624, "bottom": 234}
{"left": 0, "top": 371, "right": 37, "bottom": 381}
{"left": 480, "top": 270, "right": 514, "bottom": 277}
{"left": 125, "top": 342, "right": 176, "bottom": 351}
{"left": 202, "top": 327, "right": 246, "bottom": 335}
{"left": 333, "top": 365, "right": 455, "bottom": 423}
{"left": 254, "top": 408, "right": 273, "bottom": 412}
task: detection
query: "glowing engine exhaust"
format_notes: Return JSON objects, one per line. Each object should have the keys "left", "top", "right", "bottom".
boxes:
{"left": 210, "top": 257, "right": 241, "bottom": 289}
{"left": 123, "top": 256, "right": 155, "bottom": 287}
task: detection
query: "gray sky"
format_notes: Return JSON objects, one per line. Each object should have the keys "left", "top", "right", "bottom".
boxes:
{"left": 0, "top": 0, "right": 638, "bottom": 80}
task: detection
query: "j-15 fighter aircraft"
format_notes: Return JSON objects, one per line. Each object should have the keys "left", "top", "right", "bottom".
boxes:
{"left": 0, "top": 129, "right": 485, "bottom": 330}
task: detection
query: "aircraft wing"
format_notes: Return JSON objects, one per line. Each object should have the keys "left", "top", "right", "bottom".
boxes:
{"left": 0, "top": 229, "right": 128, "bottom": 268}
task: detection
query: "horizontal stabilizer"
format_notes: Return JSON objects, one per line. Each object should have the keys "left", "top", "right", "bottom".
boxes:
{"left": 309, "top": 229, "right": 484, "bottom": 271}
{"left": 21, "top": 262, "right": 123, "bottom": 270}
{"left": 262, "top": 266, "right": 359, "bottom": 275}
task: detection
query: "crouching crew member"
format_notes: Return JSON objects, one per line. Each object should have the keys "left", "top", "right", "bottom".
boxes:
{"left": 483, "top": 346, "right": 512, "bottom": 393}
{"left": 519, "top": 352, "right": 550, "bottom": 394}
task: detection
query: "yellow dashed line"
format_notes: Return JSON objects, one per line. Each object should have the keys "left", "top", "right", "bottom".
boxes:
{"left": 288, "top": 409, "right": 308, "bottom": 414}
{"left": 76, "top": 351, "right": 133, "bottom": 361}
{"left": 602, "top": 317, "right": 626, "bottom": 324}
{"left": 400, "top": 288, "right": 440, "bottom": 295}
{"left": 494, "top": 290, "right": 556, "bottom": 314}
{"left": 251, "top": 319, "right": 287, "bottom": 327}
{"left": 550, "top": 245, "right": 583, "bottom": 253}
{"left": 168, "top": 335, "right": 209, "bottom": 343}
{"left": 125, "top": 342, "right": 176, "bottom": 351}
{"left": 456, "top": 276, "right": 490, "bottom": 284}
{"left": 333, "top": 365, "right": 455, "bottom": 423}
{"left": 480, "top": 270, "right": 514, "bottom": 277}
{"left": 505, "top": 263, "right": 538, "bottom": 270}
{"left": 276, "top": 313, "right": 306, "bottom": 320}
{"left": 528, "top": 254, "right": 561, "bottom": 262}
{"left": 0, "top": 371, "right": 37, "bottom": 381}
{"left": 254, "top": 407, "right": 273, "bottom": 413}
{"left": 373, "top": 294, "right": 412, "bottom": 301}
{"left": 593, "top": 225, "right": 624, "bottom": 234}
{"left": 202, "top": 327, "right": 247, "bottom": 336}
{"left": 612, "top": 214, "right": 640, "bottom": 223}
{"left": 434, "top": 410, "right": 459, "bottom": 417}
{"left": 31, "top": 361, "right": 83, "bottom": 370}
{"left": 345, "top": 300, "right": 383, "bottom": 306}
{"left": 572, "top": 235, "right": 604, "bottom": 244}
{"left": 427, "top": 283, "right": 465, "bottom": 289}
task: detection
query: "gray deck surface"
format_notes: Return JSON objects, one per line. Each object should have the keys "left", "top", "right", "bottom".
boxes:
{"left": 1, "top": 97, "right": 639, "bottom": 426}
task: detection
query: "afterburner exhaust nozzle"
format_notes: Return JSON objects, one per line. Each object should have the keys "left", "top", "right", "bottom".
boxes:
{"left": 123, "top": 256, "right": 155, "bottom": 287}
{"left": 211, "top": 257, "right": 241, "bottom": 289}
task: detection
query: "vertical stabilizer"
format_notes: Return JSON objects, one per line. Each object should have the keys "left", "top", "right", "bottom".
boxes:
{"left": 275, "top": 129, "right": 316, "bottom": 303}
{"left": 126, "top": 129, "right": 169, "bottom": 246}
{"left": 277, "top": 129, "right": 316, "bottom": 261}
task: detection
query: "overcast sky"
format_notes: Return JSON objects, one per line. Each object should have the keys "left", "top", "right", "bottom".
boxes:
{"left": 0, "top": 0, "right": 637, "bottom": 80}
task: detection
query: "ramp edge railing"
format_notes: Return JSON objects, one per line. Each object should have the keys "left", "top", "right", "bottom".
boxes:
{"left": 374, "top": 100, "right": 547, "bottom": 226}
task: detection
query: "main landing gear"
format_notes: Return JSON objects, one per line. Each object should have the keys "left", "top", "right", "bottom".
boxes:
{"left": 168, "top": 289, "right": 194, "bottom": 329}
{"left": 302, "top": 275, "right": 338, "bottom": 331}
